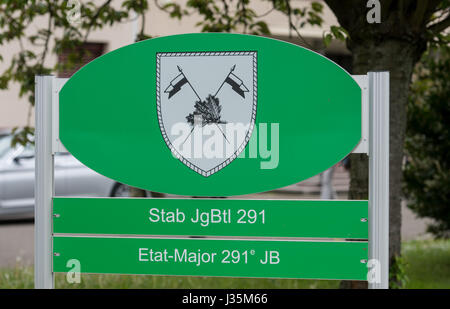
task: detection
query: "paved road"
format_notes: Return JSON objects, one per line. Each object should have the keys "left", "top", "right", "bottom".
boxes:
{"left": 0, "top": 219, "right": 34, "bottom": 267}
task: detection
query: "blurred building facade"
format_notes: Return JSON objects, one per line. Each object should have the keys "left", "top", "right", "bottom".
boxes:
{"left": 0, "top": 0, "right": 349, "bottom": 129}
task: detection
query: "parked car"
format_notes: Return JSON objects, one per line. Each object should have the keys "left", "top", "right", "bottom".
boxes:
{"left": 0, "top": 131, "right": 135, "bottom": 220}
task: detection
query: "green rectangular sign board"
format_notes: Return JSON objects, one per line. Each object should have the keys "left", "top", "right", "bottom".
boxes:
{"left": 53, "top": 237, "right": 368, "bottom": 280}
{"left": 53, "top": 198, "right": 368, "bottom": 239}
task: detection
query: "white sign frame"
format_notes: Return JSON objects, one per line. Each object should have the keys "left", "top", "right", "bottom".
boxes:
{"left": 34, "top": 72, "right": 389, "bottom": 289}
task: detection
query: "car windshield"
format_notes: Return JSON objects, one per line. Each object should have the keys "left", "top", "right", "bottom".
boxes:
{"left": 0, "top": 134, "right": 12, "bottom": 159}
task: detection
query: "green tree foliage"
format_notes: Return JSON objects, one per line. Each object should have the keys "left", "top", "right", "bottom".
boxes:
{"left": 0, "top": 0, "right": 143, "bottom": 144}
{"left": 404, "top": 45, "right": 450, "bottom": 238}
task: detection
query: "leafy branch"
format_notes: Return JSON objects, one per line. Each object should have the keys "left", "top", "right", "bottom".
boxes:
{"left": 186, "top": 95, "right": 226, "bottom": 127}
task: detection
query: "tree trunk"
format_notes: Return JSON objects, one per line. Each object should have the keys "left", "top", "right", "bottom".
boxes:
{"left": 322, "top": 0, "right": 434, "bottom": 288}
{"left": 340, "top": 39, "right": 419, "bottom": 289}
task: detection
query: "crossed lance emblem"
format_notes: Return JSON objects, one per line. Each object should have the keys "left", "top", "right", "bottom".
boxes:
{"left": 164, "top": 65, "right": 249, "bottom": 144}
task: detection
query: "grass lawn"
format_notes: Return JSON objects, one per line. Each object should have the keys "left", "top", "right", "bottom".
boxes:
{"left": 402, "top": 239, "right": 450, "bottom": 289}
{"left": 1, "top": 239, "right": 449, "bottom": 289}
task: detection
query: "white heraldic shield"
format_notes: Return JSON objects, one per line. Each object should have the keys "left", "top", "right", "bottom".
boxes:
{"left": 156, "top": 51, "right": 257, "bottom": 177}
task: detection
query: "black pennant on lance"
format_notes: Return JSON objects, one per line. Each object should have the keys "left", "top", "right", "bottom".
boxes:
{"left": 222, "top": 65, "right": 249, "bottom": 98}
{"left": 164, "top": 66, "right": 190, "bottom": 99}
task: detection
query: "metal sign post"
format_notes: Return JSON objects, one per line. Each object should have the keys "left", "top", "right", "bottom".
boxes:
{"left": 368, "top": 72, "right": 390, "bottom": 289}
{"left": 35, "top": 75, "right": 55, "bottom": 289}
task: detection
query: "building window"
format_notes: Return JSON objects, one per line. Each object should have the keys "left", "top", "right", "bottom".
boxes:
{"left": 57, "top": 42, "right": 106, "bottom": 78}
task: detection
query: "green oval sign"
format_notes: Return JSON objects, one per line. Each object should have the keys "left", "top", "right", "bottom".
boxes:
{"left": 60, "top": 33, "right": 361, "bottom": 196}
